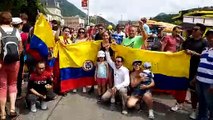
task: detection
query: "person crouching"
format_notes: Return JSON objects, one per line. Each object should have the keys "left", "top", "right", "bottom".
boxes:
{"left": 26, "top": 61, "right": 57, "bottom": 113}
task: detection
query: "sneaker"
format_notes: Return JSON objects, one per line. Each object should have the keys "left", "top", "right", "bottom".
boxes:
{"left": 121, "top": 110, "right": 128, "bottom": 115}
{"left": 189, "top": 110, "right": 196, "bottom": 120}
{"left": 31, "top": 104, "right": 37, "bottom": 113}
{"left": 41, "top": 101, "right": 48, "bottom": 110}
{"left": 148, "top": 109, "right": 155, "bottom": 119}
{"left": 171, "top": 103, "right": 183, "bottom": 112}
{"left": 73, "top": 89, "right": 77, "bottom": 93}
{"left": 82, "top": 87, "right": 87, "bottom": 93}
{"left": 110, "top": 97, "right": 115, "bottom": 104}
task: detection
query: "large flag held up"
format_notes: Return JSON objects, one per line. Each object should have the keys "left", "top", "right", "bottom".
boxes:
{"left": 30, "top": 13, "right": 55, "bottom": 59}
{"left": 57, "top": 42, "right": 190, "bottom": 92}
{"left": 112, "top": 45, "right": 190, "bottom": 90}
{"left": 58, "top": 41, "right": 101, "bottom": 92}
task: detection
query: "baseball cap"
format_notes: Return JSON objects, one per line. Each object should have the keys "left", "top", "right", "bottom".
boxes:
{"left": 12, "top": 17, "right": 23, "bottom": 25}
{"left": 97, "top": 50, "right": 105, "bottom": 57}
{"left": 143, "top": 62, "right": 151, "bottom": 68}
{"left": 206, "top": 29, "right": 213, "bottom": 36}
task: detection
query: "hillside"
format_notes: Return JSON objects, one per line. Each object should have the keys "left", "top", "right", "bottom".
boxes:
{"left": 58, "top": 0, "right": 87, "bottom": 17}
{"left": 152, "top": 12, "right": 178, "bottom": 23}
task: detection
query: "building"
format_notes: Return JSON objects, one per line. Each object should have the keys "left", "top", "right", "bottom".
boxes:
{"left": 64, "top": 16, "right": 85, "bottom": 29}
{"left": 41, "top": 0, "right": 64, "bottom": 25}
{"left": 173, "top": 7, "right": 213, "bottom": 29}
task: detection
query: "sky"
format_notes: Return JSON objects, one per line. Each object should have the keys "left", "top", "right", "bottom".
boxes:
{"left": 68, "top": 0, "right": 213, "bottom": 24}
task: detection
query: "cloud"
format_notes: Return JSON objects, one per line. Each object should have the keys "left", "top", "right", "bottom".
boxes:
{"left": 68, "top": 0, "right": 213, "bottom": 23}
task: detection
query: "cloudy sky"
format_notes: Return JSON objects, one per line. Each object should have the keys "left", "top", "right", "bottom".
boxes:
{"left": 68, "top": 0, "right": 213, "bottom": 23}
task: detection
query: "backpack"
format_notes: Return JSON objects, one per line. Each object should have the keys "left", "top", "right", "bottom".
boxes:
{"left": 0, "top": 27, "right": 19, "bottom": 63}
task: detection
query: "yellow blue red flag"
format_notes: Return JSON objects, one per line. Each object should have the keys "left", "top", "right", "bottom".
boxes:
{"left": 56, "top": 42, "right": 190, "bottom": 92}
{"left": 30, "top": 13, "right": 55, "bottom": 59}
{"left": 58, "top": 41, "right": 101, "bottom": 92}
{"left": 112, "top": 45, "right": 190, "bottom": 90}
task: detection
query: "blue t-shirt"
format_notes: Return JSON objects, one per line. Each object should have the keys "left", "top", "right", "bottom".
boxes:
{"left": 112, "top": 33, "right": 123, "bottom": 45}
{"left": 97, "top": 62, "right": 107, "bottom": 78}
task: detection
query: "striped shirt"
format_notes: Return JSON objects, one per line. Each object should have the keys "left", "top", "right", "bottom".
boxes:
{"left": 196, "top": 47, "right": 213, "bottom": 84}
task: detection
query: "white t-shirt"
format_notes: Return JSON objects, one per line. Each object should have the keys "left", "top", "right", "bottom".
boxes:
{"left": 0, "top": 26, "right": 21, "bottom": 53}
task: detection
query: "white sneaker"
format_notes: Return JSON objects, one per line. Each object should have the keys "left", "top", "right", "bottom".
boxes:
{"left": 82, "top": 87, "right": 87, "bottom": 93}
{"left": 110, "top": 97, "right": 115, "bottom": 103}
{"left": 41, "top": 101, "right": 48, "bottom": 110}
{"left": 121, "top": 110, "right": 128, "bottom": 115}
{"left": 31, "top": 103, "right": 37, "bottom": 113}
{"left": 171, "top": 103, "right": 183, "bottom": 112}
{"left": 148, "top": 109, "right": 155, "bottom": 119}
{"left": 189, "top": 110, "right": 197, "bottom": 120}
{"left": 73, "top": 89, "right": 77, "bottom": 93}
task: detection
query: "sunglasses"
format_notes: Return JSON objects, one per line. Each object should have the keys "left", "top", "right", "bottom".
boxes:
{"left": 133, "top": 63, "right": 141, "bottom": 66}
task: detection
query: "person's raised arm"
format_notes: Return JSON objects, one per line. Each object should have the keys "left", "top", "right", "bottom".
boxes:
{"left": 105, "top": 45, "right": 115, "bottom": 69}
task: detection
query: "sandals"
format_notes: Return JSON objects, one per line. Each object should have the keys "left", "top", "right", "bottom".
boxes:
{"left": 9, "top": 110, "right": 18, "bottom": 118}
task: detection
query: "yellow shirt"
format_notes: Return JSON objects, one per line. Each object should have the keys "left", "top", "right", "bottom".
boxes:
{"left": 59, "top": 36, "right": 72, "bottom": 45}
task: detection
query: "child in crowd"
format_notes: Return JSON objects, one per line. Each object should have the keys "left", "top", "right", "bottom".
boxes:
{"left": 95, "top": 50, "right": 109, "bottom": 102}
{"left": 26, "top": 61, "right": 57, "bottom": 113}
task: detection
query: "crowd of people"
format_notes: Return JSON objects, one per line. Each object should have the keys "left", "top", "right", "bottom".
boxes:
{"left": 0, "top": 11, "right": 212, "bottom": 120}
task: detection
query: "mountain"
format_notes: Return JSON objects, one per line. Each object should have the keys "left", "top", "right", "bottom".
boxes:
{"left": 58, "top": 0, "right": 86, "bottom": 17}
{"left": 58, "top": 0, "right": 114, "bottom": 25}
{"left": 152, "top": 12, "right": 178, "bottom": 23}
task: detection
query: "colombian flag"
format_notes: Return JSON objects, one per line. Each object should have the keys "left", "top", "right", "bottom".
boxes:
{"left": 58, "top": 41, "right": 101, "bottom": 92}
{"left": 112, "top": 45, "right": 190, "bottom": 90}
{"left": 30, "top": 13, "right": 55, "bottom": 60}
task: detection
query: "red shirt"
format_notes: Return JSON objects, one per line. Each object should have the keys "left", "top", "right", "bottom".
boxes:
{"left": 162, "top": 35, "right": 178, "bottom": 52}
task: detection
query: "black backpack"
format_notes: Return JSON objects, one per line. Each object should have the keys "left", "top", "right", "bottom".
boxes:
{"left": 0, "top": 27, "right": 19, "bottom": 63}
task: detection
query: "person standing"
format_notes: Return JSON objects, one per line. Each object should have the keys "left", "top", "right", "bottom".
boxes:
{"left": 161, "top": 26, "right": 182, "bottom": 52}
{"left": 122, "top": 19, "right": 148, "bottom": 49}
{"left": 171, "top": 24, "right": 208, "bottom": 119}
{"left": 95, "top": 24, "right": 105, "bottom": 40}
{"left": 95, "top": 51, "right": 109, "bottom": 102}
{"left": 0, "top": 11, "right": 23, "bottom": 120}
{"left": 195, "top": 29, "right": 213, "bottom": 120}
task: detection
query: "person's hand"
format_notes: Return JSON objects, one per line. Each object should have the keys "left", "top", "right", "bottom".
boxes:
{"left": 45, "top": 84, "right": 52, "bottom": 89}
{"left": 139, "top": 20, "right": 144, "bottom": 27}
{"left": 185, "top": 49, "right": 194, "bottom": 55}
{"left": 111, "top": 87, "right": 117, "bottom": 95}
{"left": 111, "top": 39, "right": 117, "bottom": 45}
{"left": 139, "top": 73, "right": 146, "bottom": 82}
{"left": 140, "top": 85, "right": 148, "bottom": 90}
{"left": 190, "top": 78, "right": 197, "bottom": 87}
{"left": 42, "top": 95, "right": 46, "bottom": 99}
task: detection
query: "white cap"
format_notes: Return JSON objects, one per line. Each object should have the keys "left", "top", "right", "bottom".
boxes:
{"left": 143, "top": 62, "right": 151, "bottom": 68}
{"left": 97, "top": 50, "right": 105, "bottom": 57}
{"left": 12, "top": 17, "right": 23, "bottom": 25}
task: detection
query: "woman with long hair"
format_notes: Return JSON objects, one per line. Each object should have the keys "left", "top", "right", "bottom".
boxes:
{"left": 127, "top": 60, "right": 155, "bottom": 119}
